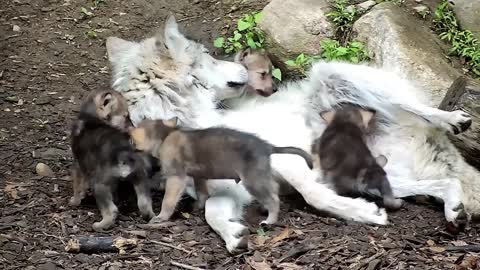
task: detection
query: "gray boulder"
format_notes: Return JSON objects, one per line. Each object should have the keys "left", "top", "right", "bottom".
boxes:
{"left": 452, "top": 0, "right": 480, "bottom": 40}
{"left": 258, "top": 0, "right": 334, "bottom": 68}
{"left": 353, "top": 2, "right": 461, "bottom": 106}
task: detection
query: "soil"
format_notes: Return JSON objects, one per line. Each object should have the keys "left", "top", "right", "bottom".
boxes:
{"left": 1, "top": 0, "right": 479, "bottom": 269}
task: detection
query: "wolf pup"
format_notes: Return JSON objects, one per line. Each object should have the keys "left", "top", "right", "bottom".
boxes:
{"left": 70, "top": 90, "right": 155, "bottom": 232}
{"left": 129, "top": 118, "right": 313, "bottom": 225}
{"left": 312, "top": 104, "right": 403, "bottom": 210}
{"left": 234, "top": 48, "right": 275, "bottom": 97}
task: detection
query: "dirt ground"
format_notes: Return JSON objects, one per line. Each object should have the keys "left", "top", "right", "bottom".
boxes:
{"left": 1, "top": 0, "right": 480, "bottom": 269}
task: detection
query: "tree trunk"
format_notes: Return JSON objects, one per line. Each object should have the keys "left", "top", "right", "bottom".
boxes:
{"left": 438, "top": 76, "right": 480, "bottom": 169}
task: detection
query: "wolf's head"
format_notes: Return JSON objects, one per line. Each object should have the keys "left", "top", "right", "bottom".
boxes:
{"left": 105, "top": 15, "right": 248, "bottom": 127}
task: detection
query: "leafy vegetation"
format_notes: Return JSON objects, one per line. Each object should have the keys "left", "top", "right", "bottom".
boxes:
{"left": 213, "top": 11, "right": 283, "bottom": 81}
{"left": 214, "top": 12, "right": 265, "bottom": 54}
{"left": 285, "top": 53, "right": 320, "bottom": 74}
{"left": 434, "top": 0, "right": 480, "bottom": 76}
{"left": 326, "top": 0, "right": 357, "bottom": 35}
{"left": 320, "top": 39, "right": 370, "bottom": 63}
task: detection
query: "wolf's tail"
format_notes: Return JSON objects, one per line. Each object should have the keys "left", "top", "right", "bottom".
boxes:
{"left": 272, "top": 147, "right": 313, "bottom": 169}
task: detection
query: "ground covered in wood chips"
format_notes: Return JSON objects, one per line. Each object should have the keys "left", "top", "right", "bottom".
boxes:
{"left": 1, "top": 0, "right": 480, "bottom": 269}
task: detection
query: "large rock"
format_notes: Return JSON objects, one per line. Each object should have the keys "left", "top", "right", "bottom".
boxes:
{"left": 258, "top": 0, "right": 334, "bottom": 69}
{"left": 439, "top": 77, "right": 480, "bottom": 169}
{"left": 353, "top": 2, "right": 461, "bottom": 107}
{"left": 452, "top": 0, "right": 480, "bottom": 40}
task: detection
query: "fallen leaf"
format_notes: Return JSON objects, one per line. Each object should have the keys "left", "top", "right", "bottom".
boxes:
{"left": 270, "top": 226, "right": 290, "bottom": 245}
{"left": 247, "top": 257, "right": 272, "bottom": 270}
{"left": 456, "top": 255, "right": 478, "bottom": 270}
{"left": 278, "top": 262, "right": 304, "bottom": 270}
{"left": 4, "top": 185, "right": 19, "bottom": 199}
{"left": 293, "top": 229, "right": 304, "bottom": 236}
{"left": 181, "top": 212, "right": 190, "bottom": 219}
{"left": 451, "top": 240, "right": 468, "bottom": 247}
{"left": 253, "top": 235, "right": 269, "bottom": 247}
{"left": 429, "top": 246, "right": 446, "bottom": 253}
{"left": 427, "top": 240, "right": 435, "bottom": 246}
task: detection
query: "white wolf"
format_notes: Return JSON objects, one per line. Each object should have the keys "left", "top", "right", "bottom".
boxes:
{"left": 106, "top": 16, "right": 480, "bottom": 253}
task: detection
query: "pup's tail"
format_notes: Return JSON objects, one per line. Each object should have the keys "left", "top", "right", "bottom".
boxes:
{"left": 272, "top": 147, "right": 313, "bottom": 169}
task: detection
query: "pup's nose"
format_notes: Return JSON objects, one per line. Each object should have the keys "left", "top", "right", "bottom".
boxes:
{"left": 256, "top": 89, "right": 272, "bottom": 97}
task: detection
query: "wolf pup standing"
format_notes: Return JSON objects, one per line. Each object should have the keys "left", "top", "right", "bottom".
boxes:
{"left": 312, "top": 104, "right": 403, "bottom": 210}
{"left": 129, "top": 118, "right": 313, "bottom": 225}
{"left": 70, "top": 90, "right": 155, "bottom": 232}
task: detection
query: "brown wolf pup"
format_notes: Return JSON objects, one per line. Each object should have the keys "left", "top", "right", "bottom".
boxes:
{"left": 129, "top": 118, "right": 313, "bottom": 225}
{"left": 312, "top": 104, "right": 403, "bottom": 210}
{"left": 70, "top": 90, "right": 156, "bottom": 232}
{"left": 234, "top": 48, "right": 275, "bottom": 97}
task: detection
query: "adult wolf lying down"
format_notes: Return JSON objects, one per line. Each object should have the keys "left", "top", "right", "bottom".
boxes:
{"left": 105, "top": 16, "right": 479, "bottom": 253}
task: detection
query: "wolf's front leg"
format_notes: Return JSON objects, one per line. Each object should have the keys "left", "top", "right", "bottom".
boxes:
{"left": 271, "top": 155, "right": 388, "bottom": 225}
{"left": 203, "top": 180, "right": 252, "bottom": 254}
{"left": 388, "top": 176, "right": 468, "bottom": 226}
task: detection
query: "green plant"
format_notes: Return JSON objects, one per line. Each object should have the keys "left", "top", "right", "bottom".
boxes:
{"left": 326, "top": 0, "right": 357, "bottom": 34}
{"left": 92, "top": 0, "right": 105, "bottom": 7}
{"left": 285, "top": 53, "right": 320, "bottom": 74}
{"left": 272, "top": 68, "right": 282, "bottom": 81}
{"left": 320, "top": 39, "right": 370, "bottom": 63}
{"left": 214, "top": 12, "right": 265, "bottom": 54}
{"left": 85, "top": 30, "right": 97, "bottom": 39}
{"left": 80, "top": 7, "right": 93, "bottom": 18}
{"left": 434, "top": 0, "right": 480, "bottom": 76}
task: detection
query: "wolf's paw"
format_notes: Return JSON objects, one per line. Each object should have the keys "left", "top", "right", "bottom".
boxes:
{"left": 447, "top": 110, "right": 472, "bottom": 135}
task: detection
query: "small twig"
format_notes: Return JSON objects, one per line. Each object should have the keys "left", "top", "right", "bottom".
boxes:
{"left": 353, "top": 251, "right": 385, "bottom": 270}
{"left": 446, "top": 244, "right": 480, "bottom": 252}
{"left": 149, "top": 240, "right": 191, "bottom": 253}
{"left": 170, "top": 260, "right": 206, "bottom": 270}
{"left": 137, "top": 222, "right": 175, "bottom": 229}
{"left": 0, "top": 233, "right": 28, "bottom": 244}
{"left": 177, "top": 15, "right": 200, "bottom": 22}
{"left": 1, "top": 34, "right": 20, "bottom": 42}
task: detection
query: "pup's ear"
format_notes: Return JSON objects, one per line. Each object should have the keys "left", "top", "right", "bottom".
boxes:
{"left": 234, "top": 48, "right": 252, "bottom": 63}
{"left": 162, "top": 117, "right": 178, "bottom": 128}
{"left": 359, "top": 109, "right": 376, "bottom": 128}
{"left": 320, "top": 110, "right": 336, "bottom": 124}
{"left": 375, "top": 154, "right": 388, "bottom": 168}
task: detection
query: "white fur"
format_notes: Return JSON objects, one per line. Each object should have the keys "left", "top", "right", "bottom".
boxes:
{"left": 106, "top": 17, "right": 480, "bottom": 253}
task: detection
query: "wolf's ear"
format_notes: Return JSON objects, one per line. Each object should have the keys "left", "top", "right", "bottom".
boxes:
{"left": 375, "top": 154, "right": 388, "bottom": 168}
{"left": 162, "top": 117, "right": 178, "bottom": 128}
{"left": 163, "top": 15, "right": 190, "bottom": 59}
{"left": 359, "top": 109, "right": 376, "bottom": 128}
{"left": 106, "top": 37, "right": 136, "bottom": 63}
{"left": 320, "top": 110, "right": 336, "bottom": 124}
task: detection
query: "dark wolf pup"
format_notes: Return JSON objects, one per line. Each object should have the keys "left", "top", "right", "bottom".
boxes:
{"left": 129, "top": 118, "right": 313, "bottom": 226}
{"left": 69, "top": 90, "right": 155, "bottom": 232}
{"left": 312, "top": 103, "right": 403, "bottom": 210}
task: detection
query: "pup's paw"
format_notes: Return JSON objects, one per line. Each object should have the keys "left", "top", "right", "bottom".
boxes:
{"left": 149, "top": 215, "right": 169, "bottom": 224}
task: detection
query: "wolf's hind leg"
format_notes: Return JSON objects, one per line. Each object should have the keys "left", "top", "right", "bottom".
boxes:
{"left": 388, "top": 176, "right": 467, "bottom": 226}
{"left": 395, "top": 102, "right": 471, "bottom": 135}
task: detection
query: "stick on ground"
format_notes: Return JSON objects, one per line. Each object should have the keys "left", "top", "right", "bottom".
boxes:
{"left": 170, "top": 260, "right": 206, "bottom": 270}
{"left": 65, "top": 236, "right": 137, "bottom": 254}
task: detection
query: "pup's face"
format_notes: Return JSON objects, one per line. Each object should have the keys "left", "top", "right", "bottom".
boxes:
{"left": 78, "top": 90, "right": 131, "bottom": 131}
{"left": 234, "top": 48, "right": 274, "bottom": 97}
{"left": 93, "top": 90, "right": 131, "bottom": 131}
{"left": 129, "top": 118, "right": 178, "bottom": 153}
{"left": 321, "top": 107, "right": 375, "bottom": 130}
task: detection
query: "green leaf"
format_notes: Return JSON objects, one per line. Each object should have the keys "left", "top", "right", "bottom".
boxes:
{"left": 233, "top": 32, "right": 242, "bottom": 41}
{"left": 297, "top": 53, "right": 306, "bottom": 63}
{"left": 254, "top": 12, "right": 264, "bottom": 23}
{"left": 336, "top": 47, "right": 349, "bottom": 56}
{"left": 350, "top": 56, "right": 359, "bottom": 63}
{"left": 272, "top": 68, "right": 282, "bottom": 81}
{"left": 238, "top": 20, "right": 252, "bottom": 31}
{"left": 256, "top": 228, "right": 266, "bottom": 236}
{"left": 285, "top": 60, "right": 296, "bottom": 66}
{"left": 247, "top": 38, "right": 256, "bottom": 49}
{"left": 213, "top": 37, "right": 224, "bottom": 48}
